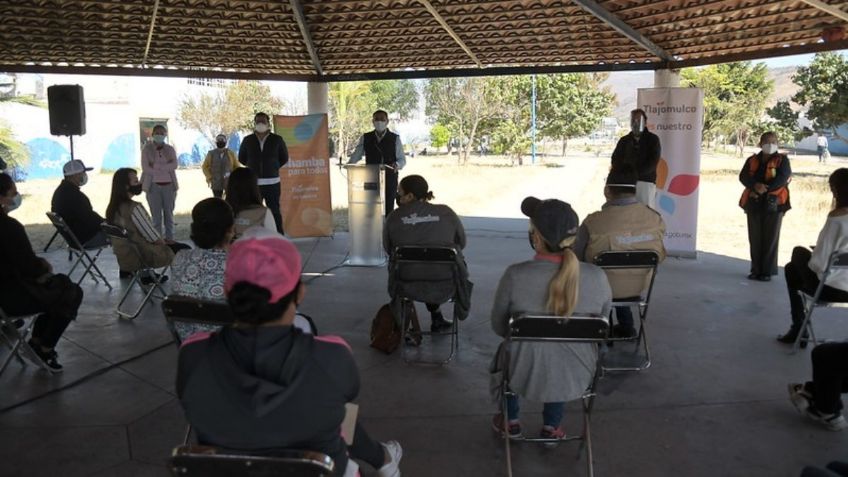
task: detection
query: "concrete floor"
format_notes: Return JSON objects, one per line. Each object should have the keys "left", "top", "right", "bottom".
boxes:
{"left": 2, "top": 217, "right": 847, "bottom": 477}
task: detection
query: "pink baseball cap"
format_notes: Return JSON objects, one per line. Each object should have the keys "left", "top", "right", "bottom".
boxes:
{"left": 224, "top": 228, "right": 302, "bottom": 302}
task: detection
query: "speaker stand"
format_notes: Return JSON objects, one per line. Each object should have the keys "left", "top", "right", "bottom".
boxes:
{"left": 68, "top": 135, "right": 75, "bottom": 161}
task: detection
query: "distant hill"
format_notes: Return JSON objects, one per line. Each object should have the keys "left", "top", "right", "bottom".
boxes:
{"left": 603, "top": 66, "right": 801, "bottom": 120}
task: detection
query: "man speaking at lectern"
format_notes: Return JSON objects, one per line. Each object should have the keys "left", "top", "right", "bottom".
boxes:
{"left": 348, "top": 110, "right": 406, "bottom": 216}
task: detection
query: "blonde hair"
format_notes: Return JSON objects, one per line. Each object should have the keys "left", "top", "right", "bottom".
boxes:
{"left": 545, "top": 235, "right": 580, "bottom": 316}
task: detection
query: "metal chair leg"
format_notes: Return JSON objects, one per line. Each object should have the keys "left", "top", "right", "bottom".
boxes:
{"left": 792, "top": 302, "right": 815, "bottom": 354}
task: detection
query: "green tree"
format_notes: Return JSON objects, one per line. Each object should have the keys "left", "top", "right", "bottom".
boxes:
{"left": 329, "top": 81, "right": 372, "bottom": 158}
{"left": 488, "top": 76, "right": 532, "bottom": 164}
{"left": 329, "top": 80, "right": 420, "bottom": 158}
{"left": 535, "top": 73, "right": 614, "bottom": 157}
{"left": 765, "top": 100, "right": 805, "bottom": 145}
{"left": 177, "top": 80, "right": 285, "bottom": 143}
{"left": 425, "top": 77, "right": 506, "bottom": 164}
{"left": 0, "top": 75, "right": 44, "bottom": 169}
{"left": 792, "top": 52, "right": 848, "bottom": 144}
{"left": 368, "top": 80, "right": 419, "bottom": 121}
{"left": 429, "top": 122, "right": 450, "bottom": 150}
{"left": 682, "top": 62, "right": 773, "bottom": 156}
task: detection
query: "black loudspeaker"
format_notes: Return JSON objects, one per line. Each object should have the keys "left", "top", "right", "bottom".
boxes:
{"left": 47, "top": 84, "right": 86, "bottom": 136}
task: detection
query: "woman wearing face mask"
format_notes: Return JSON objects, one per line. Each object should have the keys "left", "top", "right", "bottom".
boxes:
{"left": 106, "top": 168, "right": 188, "bottom": 284}
{"left": 778, "top": 168, "right": 848, "bottom": 346}
{"left": 140, "top": 124, "right": 179, "bottom": 241}
{"left": 489, "top": 197, "right": 611, "bottom": 441}
{"left": 739, "top": 131, "right": 792, "bottom": 282}
{"left": 383, "top": 175, "right": 470, "bottom": 330}
{"left": 202, "top": 134, "right": 240, "bottom": 199}
{"left": 0, "top": 173, "right": 83, "bottom": 371}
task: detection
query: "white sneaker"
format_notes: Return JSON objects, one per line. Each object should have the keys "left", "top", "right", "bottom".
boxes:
{"left": 376, "top": 440, "right": 402, "bottom": 477}
{"left": 788, "top": 383, "right": 811, "bottom": 414}
{"left": 806, "top": 407, "right": 848, "bottom": 431}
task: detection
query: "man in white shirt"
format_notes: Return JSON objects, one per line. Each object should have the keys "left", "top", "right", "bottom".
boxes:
{"left": 818, "top": 133, "right": 829, "bottom": 163}
{"left": 348, "top": 110, "right": 406, "bottom": 216}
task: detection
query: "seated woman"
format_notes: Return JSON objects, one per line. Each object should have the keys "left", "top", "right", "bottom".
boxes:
{"left": 383, "top": 174, "right": 471, "bottom": 331}
{"left": 490, "top": 197, "right": 612, "bottom": 439}
{"left": 0, "top": 173, "right": 83, "bottom": 371}
{"left": 789, "top": 342, "right": 848, "bottom": 431}
{"left": 225, "top": 167, "right": 276, "bottom": 239}
{"left": 779, "top": 168, "right": 848, "bottom": 345}
{"left": 169, "top": 198, "right": 234, "bottom": 340}
{"left": 177, "top": 228, "right": 401, "bottom": 477}
{"left": 105, "top": 168, "right": 188, "bottom": 283}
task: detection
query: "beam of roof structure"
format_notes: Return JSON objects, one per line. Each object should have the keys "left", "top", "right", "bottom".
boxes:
{"left": 416, "top": 0, "right": 483, "bottom": 68}
{"left": 570, "top": 0, "right": 673, "bottom": 63}
{"left": 141, "top": 0, "right": 160, "bottom": 68}
{"left": 799, "top": 0, "right": 848, "bottom": 22}
{"left": 288, "top": 0, "right": 323, "bottom": 75}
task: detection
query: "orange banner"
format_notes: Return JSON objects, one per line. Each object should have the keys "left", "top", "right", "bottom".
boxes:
{"left": 274, "top": 114, "right": 333, "bottom": 238}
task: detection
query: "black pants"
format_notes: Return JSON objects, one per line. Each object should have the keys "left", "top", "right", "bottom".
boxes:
{"left": 348, "top": 421, "right": 384, "bottom": 470}
{"left": 785, "top": 247, "right": 848, "bottom": 327}
{"left": 746, "top": 211, "right": 783, "bottom": 276}
{"left": 801, "top": 342, "right": 848, "bottom": 414}
{"left": 259, "top": 183, "right": 283, "bottom": 234}
{"left": 0, "top": 275, "right": 83, "bottom": 349}
{"left": 802, "top": 462, "right": 848, "bottom": 477}
{"left": 384, "top": 169, "right": 398, "bottom": 217}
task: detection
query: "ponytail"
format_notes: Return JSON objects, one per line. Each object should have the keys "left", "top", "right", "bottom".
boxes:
{"left": 546, "top": 237, "right": 580, "bottom": 316}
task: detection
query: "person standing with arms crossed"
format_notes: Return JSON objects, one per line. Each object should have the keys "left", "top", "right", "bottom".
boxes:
{"left": 611, "top": 109, "right": 662, "bottom": 209}
{"left": 238, "top": 112, "right": 289, "bottom": 235}
{"left": 141, "top": 124, "right": 179, "bottom": 240}
{"left": 348, "top": 110, "right": 406, "bottom": 216}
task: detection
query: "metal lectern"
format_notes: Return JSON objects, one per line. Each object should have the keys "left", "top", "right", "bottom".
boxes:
{"left": 344, "top": 164, "right": 387, "bottom": 266}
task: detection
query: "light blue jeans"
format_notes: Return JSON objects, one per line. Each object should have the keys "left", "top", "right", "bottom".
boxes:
{"left": 506, "top": 395, "right": 565, "bottom": 428}
{"left": 147, "top": 182, "right": 176, "bottom": 240}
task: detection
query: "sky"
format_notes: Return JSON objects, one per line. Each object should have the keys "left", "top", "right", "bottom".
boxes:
{"left": 764, "top": 49, "right": 847, "bottom": 67}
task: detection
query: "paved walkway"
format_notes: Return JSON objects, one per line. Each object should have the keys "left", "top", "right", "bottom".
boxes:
{"left": 1, "top": 217, "right": 847, "bottom": 477}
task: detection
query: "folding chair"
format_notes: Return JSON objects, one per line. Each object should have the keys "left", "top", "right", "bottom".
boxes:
{"left": 162, "top": 295, "right": 318, "bottom": 444}
{"left": 593, "top": 250, "right": 660, "bottom": 372}
{"left": 499, "top": 313, "right": 609, "bottom": 477}
{"left": 101, "top": 223, "right": 168, "bottom": 320}
{"left": 46, "top": 212, "right": 112, "bottom": 290}
{"left": 793, "top": 251, "right": 848, "bottom": 353}
{"left": 390, "top": 245, "right": 463, "bottom": 365}
{"left": 0, "top": 306, "right": 57, "bottom": 375}
{"left": 169, "top": 444, "right": 334, "bottom": 477}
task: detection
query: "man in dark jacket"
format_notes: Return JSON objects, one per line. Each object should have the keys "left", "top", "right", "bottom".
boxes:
{"left": 0, "top": 173, "right": 83, "bottom": 371}
{"left": 238, "top": 112, "right": 289, "bottom": 234}
{"left": 51, "top": 159, "right": 107, "bottom": 247}
{"left": 348, "top": 110, "right": 407, "bottom": 216}
{"left": 611, "top": 109, "right": 662, "bottom": 209}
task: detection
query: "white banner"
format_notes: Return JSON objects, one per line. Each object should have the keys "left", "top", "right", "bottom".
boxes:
{"left": 637, "top": 87, "right": 704, "bottom": 258}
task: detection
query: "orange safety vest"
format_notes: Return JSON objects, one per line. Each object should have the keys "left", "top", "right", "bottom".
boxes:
{"left": 739, "top": 153, "right": 790, "bottom": 209}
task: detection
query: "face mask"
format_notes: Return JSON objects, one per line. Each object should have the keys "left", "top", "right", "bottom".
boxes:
{"left": 128, "top": 184, "right": 143, "bottom": 196}
{"left": 254, "top": 123, "right": 269, "bottom": 134}
{"left": 630, "top": 116, "right": 644, "bottom": 135}
{"left": 216, "top": 141, "right": 226, "bottom": 148}
{"left": 152, "top": 134, "right": 166, "bottom": 144}
{"left": 5, "top": 193, "right": 21, "bottom": 212}
{"left": 79, "top": 173, "right": 88, "bottom": 187}
{"left": 374, "top": 121, "right": 388, "bottom": 133}
{"left": 528, "top": 230, "right": 536, "bottom": 251}
{"left": 762, "top": 143, "right": 778, "bottom": 155}
{"left": 395, "top": 195, "right": 403, "bottom": 207}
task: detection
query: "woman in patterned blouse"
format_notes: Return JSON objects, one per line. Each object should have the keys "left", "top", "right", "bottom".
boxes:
{"left": 170, "top": 198, "right": 235, "bottom": 340}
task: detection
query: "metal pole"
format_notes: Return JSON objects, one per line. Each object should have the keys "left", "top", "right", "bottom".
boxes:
{"left": 69, "top": 135, "right": 74, "bottom": 161}
{"left": 531, "top": 74, "right": 537, "bottom": 164}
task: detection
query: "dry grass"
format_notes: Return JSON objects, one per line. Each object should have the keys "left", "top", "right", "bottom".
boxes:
{"left": 13, "top": 147, "right": 843, "bottom": 266}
